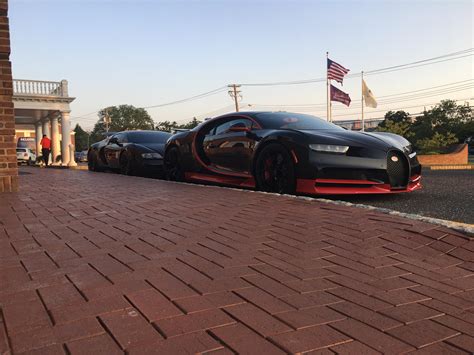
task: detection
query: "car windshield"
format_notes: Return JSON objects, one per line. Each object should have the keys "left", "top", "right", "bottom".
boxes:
{"left": 16, "top": 149, "right": 26, "bottom": 152}
{"left": 255, "top": 112, "right": 343, "bottom": 130}
{"left": 126, "top": 131, "right": 171, "bottom": 143}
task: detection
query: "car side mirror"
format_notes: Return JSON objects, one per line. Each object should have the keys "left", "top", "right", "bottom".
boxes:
{"left": 109, "top": 137, "right": 121, "bottom": 146}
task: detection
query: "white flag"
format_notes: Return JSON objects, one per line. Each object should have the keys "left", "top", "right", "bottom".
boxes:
{"left": 362, "top": 79, "right": 377, "bottom": 108}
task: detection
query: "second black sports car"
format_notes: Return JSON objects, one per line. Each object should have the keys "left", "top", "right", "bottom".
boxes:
{"left": 88, "top": 130, "right": 171, "bottom": 176}
{"left": 164, "top": 111, "right": 422, "bottom": 195}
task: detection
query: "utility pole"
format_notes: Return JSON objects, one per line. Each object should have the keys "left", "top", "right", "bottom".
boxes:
{"left": 361, "top": 71, "right": 364, "bottom": 132}
{"left": 228, "top": 84, "right": 242, "bottom": 112}
{"left": 103, "top": 107, "right": 111, "bottom": 132}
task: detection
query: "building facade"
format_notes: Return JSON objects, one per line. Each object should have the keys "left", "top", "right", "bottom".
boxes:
{"left": 13, "top": 79, "right": 76, "bottom": 166}
{"left": 0, "top": 0, "right": 17, "bottom": 192}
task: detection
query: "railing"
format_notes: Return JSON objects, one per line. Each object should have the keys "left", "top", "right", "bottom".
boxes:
{"left": 13, "top": 79, "right": 68, "bottom": 97}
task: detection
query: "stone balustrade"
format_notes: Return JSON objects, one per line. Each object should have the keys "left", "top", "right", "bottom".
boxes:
{"left": 13, "top": 79, "right": 68, "bottom": 97}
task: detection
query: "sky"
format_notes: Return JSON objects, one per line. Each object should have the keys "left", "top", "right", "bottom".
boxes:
{"left": 9, "top": 0, "right": 474, "bottom": 130}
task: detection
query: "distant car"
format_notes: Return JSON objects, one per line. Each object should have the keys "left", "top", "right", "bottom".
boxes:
{"left": 465, "top": 136, "right": 474, "bottom": 154}
{"left": 75, "top": 150, "right": 88, "bottom": 162}
{"left": 16, "top": 148, "right": 36, "bottom": 165}
{"left": 88, "top": 130, "right": 171, "bottom": 176}
{"left": 164, "top": 111, "right": 422, "bottom": 195}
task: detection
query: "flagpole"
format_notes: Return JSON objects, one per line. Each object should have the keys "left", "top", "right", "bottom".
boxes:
{"left": 361, "top": 70, "right": 364, "bottom": 132}
{"left": 326, "top": 52, "right": 330, "bottom": 122}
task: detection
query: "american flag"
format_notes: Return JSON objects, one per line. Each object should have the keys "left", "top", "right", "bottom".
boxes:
{"left": 330, "top": 85, "right": 351, "bottom": 107}
{"left": 327, "top": 58, "right": 350, "bottom": 84}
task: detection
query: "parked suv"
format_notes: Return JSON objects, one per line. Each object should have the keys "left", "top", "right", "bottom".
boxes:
{"left": 16, "top": 148, "right": 36, "bottom": 165}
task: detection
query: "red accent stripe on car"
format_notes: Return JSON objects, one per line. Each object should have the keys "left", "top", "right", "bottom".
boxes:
{"left": 296, "top": 178, "right": 422, "bottom": 195}
{"left": 185, "top": 172, "right": 256, "bottom": 188}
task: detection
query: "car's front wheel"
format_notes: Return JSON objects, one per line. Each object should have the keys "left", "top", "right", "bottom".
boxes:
{"left": 164, "top": 147, "right": 184, "bottom": 181}
{"left": 88, "top": 153, "right": 101, "bottom": 172}
{"left": 120, "top": 151, "right": 135, "bottom": 176}
{"left": 255, "top": 144, "right": 296, "bottom": 194}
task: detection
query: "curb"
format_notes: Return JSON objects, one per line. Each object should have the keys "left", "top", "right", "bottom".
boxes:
{"left": 426, "top": 165, "right": 473, "bottom": 170}
{"left": 314, "top": 197, "right": 474, "bottom": 237}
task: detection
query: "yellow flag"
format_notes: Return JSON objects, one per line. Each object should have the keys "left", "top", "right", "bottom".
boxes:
{"left": 362, "top": 79, "right": 377, "bottom": 108}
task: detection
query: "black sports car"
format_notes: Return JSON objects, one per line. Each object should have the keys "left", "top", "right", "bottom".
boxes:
{"left": 164, "top": 111, "right": 422, "bottom": 195}
{"left": 88, "top": 130, "right": 171, "bottom": 176}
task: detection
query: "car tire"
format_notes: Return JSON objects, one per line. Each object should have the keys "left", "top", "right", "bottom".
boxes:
{"left": 255, "top": 143, "right": 296, "bottom": 194}
{"left": 88, "top": 154, "right": 101, "bottom": 172}
{"left": 164, "top": 147, "right": 184, "bottom": 181}
{"left": 120, "top": 151, "right": 135, "bottom": 176}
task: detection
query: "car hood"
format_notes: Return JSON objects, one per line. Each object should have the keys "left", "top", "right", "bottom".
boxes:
{"left": 300, "top": 129, "right": 408, "bottom": 151}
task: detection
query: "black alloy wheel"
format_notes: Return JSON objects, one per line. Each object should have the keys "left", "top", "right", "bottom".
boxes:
{"left": 255, "top": 144, "right": 296, "bottom": 194}
{"left": 164, "top": 147, "right": 184, "bottom": 181}
{"left": 120, "top": 151, "right": 135, "bottom": 176}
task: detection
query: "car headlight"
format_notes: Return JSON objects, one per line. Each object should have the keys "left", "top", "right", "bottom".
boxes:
{"left": 309, "top": 144, "right": 349, "bottom": 154}
{"left": 141, "top": 152, "right": 162, "bottom": 159}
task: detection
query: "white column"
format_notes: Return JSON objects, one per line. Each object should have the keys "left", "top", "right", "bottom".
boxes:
{"left": 42, "top": 119, "right": 50, "bottom": 138}
{"left": 35, "top": 122, "right": 43, "bottom": 156}
{"left": 51, "top": 115, "right": 61, "bottom": 165}
{"left": 60, "top": 111, "right": 71, "bottom": 166}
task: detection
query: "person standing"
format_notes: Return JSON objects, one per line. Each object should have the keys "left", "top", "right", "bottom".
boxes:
{"left": 40, "top": 134, "right": 51, "bottom": 167}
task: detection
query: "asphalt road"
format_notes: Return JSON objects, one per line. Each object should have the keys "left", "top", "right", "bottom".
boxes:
{"left": 326, "top": 169, "right": 474, "bottom": 224}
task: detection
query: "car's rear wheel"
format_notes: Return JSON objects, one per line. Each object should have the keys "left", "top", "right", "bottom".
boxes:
{"left": 255, "top": 144, "right": 296, "bottom": 194}
{"left": 120, "top": 152, "right": 135, "bottom": 176}
{"left": 164, "top": 147, "right": 184, "bottom": 181}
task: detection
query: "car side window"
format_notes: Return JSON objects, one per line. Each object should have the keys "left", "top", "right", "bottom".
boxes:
{"left": 118, "top": 134, "right": 127, "bottom": 144}
{"left": 214, "top": 118, "right": 252, "bottom": 135}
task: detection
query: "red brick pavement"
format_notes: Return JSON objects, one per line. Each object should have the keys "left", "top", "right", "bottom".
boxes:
{"left": 0, "top": 167, "right": 473, "bottom": 354}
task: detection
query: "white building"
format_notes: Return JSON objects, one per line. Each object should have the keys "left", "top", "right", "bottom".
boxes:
{"left": 13, "top": 79, "right": 76, "bottom": 165}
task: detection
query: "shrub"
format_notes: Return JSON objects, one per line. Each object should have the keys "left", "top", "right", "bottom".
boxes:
{"left": 416, "top": 132, "right": 458, "bottom": 155}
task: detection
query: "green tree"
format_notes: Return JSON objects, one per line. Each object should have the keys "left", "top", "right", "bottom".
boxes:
{"left": 416, "top": 132, "right": 458, "bottom": 154}
{"left": 73, "top": 124, "right": 90, "bottom": 151}
{"left": 155, "top": 120, "right": 179, "bottom": 132}
{"left": 376, "top": 110, "right": 414, "bottom": 140}
{"left": 379, "top": 110, "right": 411, "bottom": 127}
{"left": 155, "top": 117, "right": 202, "bottom": 132}
{"left": 377, "top": 120, "right": 414, "bottom": 140}
{"left": 90, "top": 105, "right": 154, "bottom": 143}
{"left": 179, "top": 117, "right": 202, "bottom": 129}
{"left": 412, "top": 100, "right": 473, "bottom": 147}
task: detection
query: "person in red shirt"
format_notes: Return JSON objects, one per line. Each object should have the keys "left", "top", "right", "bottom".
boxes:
{"left": 40, "top": 134, "right": 51, "bottom": 166}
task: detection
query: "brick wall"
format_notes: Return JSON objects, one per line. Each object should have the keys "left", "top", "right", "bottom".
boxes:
{"left": 0, "top": 0, "right": 18, "bottom": 192}
{"left": 417, "top": 144, "right": 469, "bottom": 166}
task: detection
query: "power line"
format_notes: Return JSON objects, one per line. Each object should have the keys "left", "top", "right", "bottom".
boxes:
{"left": 240, "top": 48, "right": 473, "bottom": 86}
{"left": 364, "top": 49, "right": 473, "bottom": 74}
{"left": 70, "top": 86, "right": 228, "bottom": 121}
{"left": 171, "top": 105, "right": 236, "bottom": 124}
{"left": 329, "top": 97, "right": 473, "bottom": 118}
{"left": 141, "top": 86, "right": 228, "bottom": 109}
{"left": 246, "top": 80, "right": 474, "bottom": 109}
{"left": 70, "top": 48, "right": 473, "bottom": 122}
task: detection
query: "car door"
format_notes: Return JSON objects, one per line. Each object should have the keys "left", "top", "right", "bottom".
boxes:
{"left": 104, "top": 133, "right": 126, "bottom": 168}
{"left": 205, "top": 118, "right": 256, "bottom": 174}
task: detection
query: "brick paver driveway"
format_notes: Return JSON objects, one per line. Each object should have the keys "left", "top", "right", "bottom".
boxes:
{"left": 1, "top": 168, "right": 473, "bottom": 354}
